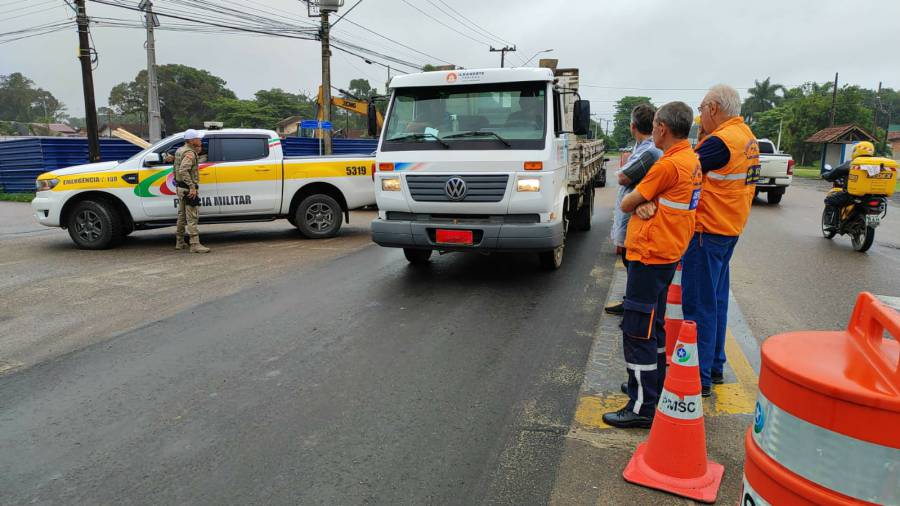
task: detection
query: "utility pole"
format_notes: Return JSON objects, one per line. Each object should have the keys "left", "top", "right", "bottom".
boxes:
{"left": 141, "top": 0, "right": 162, "bottom": 142}
{"left": 829, "top": 72, "right": 839, "bottom": 126}
{"left": 385, "top": 65, "right": 391, "bottom": 94}
{"left": 320, "top": 10, "right": 333, "bottom": 155}
{"left": 490, "top": 46, "right": 516, "bottom": 68}
{"left": 873, "top": 81, "right": 882, "bottom": 137}
{"left": 76, "top": 0, "right": 100, "bottom": 162}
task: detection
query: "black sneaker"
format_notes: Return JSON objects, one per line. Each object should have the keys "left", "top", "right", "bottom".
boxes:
{"left": 602, "top": 407, "right": 653, "bottom": 429}
{"left": 620, "top": 382, "right": 628, "bottom": 395}
{"left": 604, "top": 302, "right": 625, "bottom": 316}
{"left": 711, "top": 371, "right": 724, "bottom": 384}
{"left": 702, "top": 385, "right": 712, "bottom": 397}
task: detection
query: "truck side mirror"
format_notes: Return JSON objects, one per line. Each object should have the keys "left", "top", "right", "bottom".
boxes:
{"left": 367, "top": 102, "right": 378, "bottom": 138}
{"left": 573, "top": 99, "right": 590, "bottom": 136}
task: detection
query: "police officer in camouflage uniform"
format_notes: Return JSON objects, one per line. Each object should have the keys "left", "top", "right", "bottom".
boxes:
{"left": 174, "top": 129, "right": 210, "bottom": 253}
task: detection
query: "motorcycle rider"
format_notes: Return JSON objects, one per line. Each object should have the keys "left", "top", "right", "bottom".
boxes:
{"left": 821, "top": 141, "right": 875, "bottom": 231}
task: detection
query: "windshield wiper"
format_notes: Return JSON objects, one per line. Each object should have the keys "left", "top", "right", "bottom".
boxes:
{"left": 386, "top": 132, "right": 449, "bottom": 148}
{"left": 443, "top": 130, "right": 511, "bottom": 147}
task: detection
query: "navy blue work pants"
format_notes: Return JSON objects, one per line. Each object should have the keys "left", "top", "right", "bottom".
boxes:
{"left": 622, "top": 260, "right": 678, "bottom": 417}
{"left": 681, "top": 232, "right": 740, "bottom": 387}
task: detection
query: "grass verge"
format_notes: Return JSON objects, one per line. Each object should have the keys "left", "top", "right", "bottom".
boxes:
{"left": 792, "top": 167, "right": 821, "bottom": 179}
{"left": 0, "top": 192, "right": 35, "bottom": 203}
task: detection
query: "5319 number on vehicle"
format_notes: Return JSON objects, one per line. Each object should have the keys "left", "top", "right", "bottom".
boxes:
{"left": 345, "top": 166, "right": 367, "bottom": 176}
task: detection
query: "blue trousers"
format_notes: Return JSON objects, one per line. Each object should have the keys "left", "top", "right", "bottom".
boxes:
{"left": 622, "top": 260, "right": 677, "bottom": 417}
{"left": 681, "top": 232, "right": 739, "bottom": 387}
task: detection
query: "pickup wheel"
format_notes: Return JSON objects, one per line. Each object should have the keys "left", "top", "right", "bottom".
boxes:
{"left": 767, "top": 189, "right": 784, "bottom": 205}
{"left": 67, "top": 199, "right": 123, "bottom": 250}
{"left": 403, "top": 248, "right": 432, "bottom": 265}
{"left": 295, "top": 194, "right": 343, "bottom": 239}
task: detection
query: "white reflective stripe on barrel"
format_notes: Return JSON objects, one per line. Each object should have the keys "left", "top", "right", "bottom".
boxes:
{"left": 741, "top": 476, "right": 771, "bottom": 506}
{"left": 658, "top": 197, "right": 691, "bottom": 210}
{"left": 672, "top": 269, "right": 682, "bottom": 286}
{"left": 752, "top": 393, "right": 900, "bottom": 505}
{"left": 707, "top": 171, "right": 747, "bottom": 181}
{"left": 667, "top": 303, "right": 683, "bottom": 320}
{"left": 657, "top": 388, "right": 703, "bottom": 420}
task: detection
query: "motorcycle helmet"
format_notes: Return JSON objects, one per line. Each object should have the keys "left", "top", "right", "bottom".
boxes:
{"left": 851, "top": 141, "right": 875, "bottom": 159}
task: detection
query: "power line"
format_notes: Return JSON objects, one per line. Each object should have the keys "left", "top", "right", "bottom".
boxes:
{"left": 432, "top": 0, "right": 513, "bottom": 47}
{"left": 342, "top": 18, "right": 455, "bottom": 66}
{"left": 422, "top": 0, "right": 502, "bottom": 47}
{"left": 398, "top": 0, "right": 491, "bottom": 47}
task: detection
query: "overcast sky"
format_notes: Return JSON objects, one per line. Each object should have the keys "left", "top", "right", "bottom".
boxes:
{"left": 2, "top": 0, "right": 898, "bottom": 124}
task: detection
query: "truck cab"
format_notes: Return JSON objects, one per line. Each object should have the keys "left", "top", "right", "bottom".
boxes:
{"left": 371, "top": 66, "right": 600, "bottom": 269}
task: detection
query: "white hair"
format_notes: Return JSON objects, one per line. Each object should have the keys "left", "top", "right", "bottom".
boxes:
{"left": 706, "top": 84, "right": 742, "bottom": 117}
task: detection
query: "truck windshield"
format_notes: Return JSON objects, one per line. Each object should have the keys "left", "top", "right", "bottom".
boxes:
{"left": 382, "top": 82, "right": 546, "bottom": 151}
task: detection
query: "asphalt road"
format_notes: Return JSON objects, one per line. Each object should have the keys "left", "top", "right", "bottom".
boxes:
{"left": 2, "top": 177, "right": 899, "bottom": 505}
{"left": 0, "top": 198, "right": 615, "bottom": 504}
{"left": 732, "top": 178, "right": 900, "bottom": 340}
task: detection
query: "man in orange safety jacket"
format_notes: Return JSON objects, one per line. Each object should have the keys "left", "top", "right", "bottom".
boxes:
{"left": 603, "top": 102, "right": 703, "bottom": 429}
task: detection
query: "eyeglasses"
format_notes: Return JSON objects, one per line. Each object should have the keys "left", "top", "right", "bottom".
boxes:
{"left": 698, "top": 102, "right": 715, "bottom": 113}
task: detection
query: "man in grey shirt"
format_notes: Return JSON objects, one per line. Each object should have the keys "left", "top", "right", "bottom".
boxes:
{"left": 606, "top": 104, "right": 662, "bottom": 315}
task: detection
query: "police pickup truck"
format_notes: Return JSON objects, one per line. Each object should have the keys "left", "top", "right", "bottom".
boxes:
{"left": 31, "top": 129, "right": 375, "bottom": 249}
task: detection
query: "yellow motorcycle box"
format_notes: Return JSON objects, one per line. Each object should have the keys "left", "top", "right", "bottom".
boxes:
{"left": 847, "top": 156, "right": 897, "bottom": 196}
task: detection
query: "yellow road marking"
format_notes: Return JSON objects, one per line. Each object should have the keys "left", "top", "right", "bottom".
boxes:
{"left": 574, "top": 394, "right": 630, "bottom": 429}
{"left": 575, "top": 329, "right": 759, "bottom": 430}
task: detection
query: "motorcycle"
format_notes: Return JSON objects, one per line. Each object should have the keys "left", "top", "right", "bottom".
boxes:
{"left": 821, "top": 164, "right": 888, "bottom": 252}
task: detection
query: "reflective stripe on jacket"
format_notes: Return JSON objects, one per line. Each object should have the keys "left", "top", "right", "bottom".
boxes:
{"left": 694, "top": 117, "right": 759, "bottom": 236}
{"left": 625, "top": 140, "right": 703, "bottom": 265}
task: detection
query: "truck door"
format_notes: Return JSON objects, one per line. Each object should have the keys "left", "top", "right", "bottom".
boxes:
{"left": 139, "top": 137, "right": 218, "bottom": 217}
{"left": 209, "top": 135, "right": 281, "bottom": 215}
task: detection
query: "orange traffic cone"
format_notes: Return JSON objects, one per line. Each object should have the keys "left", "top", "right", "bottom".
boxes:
{"left": 664, "top": 262, "right": 683, "bottom": 365}
{"left": 623, "top": 320, "right": 724, "bottom": 503}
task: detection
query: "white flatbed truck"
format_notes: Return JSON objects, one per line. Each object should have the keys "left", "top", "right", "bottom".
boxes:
{"left": 371, "top": 62, "right": 604, "bottom": 269}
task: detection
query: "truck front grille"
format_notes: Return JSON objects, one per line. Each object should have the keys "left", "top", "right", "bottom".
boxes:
{"left": 406, "top": 174, "right": 509, "bottom": 203}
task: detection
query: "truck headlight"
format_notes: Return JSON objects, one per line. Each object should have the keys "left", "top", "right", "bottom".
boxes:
{"left": 516, "top": 177, "right": 541, "bottom": 192}
{"left": 35, "top": 178, "right": 59, "bottom": 192}
{"left": 381, "top": 176, "right": 401, "bottom": 192}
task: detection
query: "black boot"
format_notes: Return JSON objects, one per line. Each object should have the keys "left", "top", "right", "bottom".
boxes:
{"left": 602, "top": 407, "right": 653, "bottom": 429}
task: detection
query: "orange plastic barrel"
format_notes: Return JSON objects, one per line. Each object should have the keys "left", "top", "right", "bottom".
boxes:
{"left": 742, "top": 292, "right": 900, "bottom": 505}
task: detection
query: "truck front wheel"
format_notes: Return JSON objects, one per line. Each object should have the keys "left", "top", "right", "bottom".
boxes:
{"left": 295, "top": 194, "right": 343, "bottom": 239}
{"left": 539, "top": 244, "right": 564, "bottom": 270}
{"left": 67, "top": 199, "right": 123, "bottom": 250}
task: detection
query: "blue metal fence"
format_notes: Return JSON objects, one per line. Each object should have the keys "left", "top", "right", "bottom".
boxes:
{"left": 281, "top": 137, "right": 377, "bottom": 156}
{"left": 0, "top": 137, "right": 378, "bottom": 192}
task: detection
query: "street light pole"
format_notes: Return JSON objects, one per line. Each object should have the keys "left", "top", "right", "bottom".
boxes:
{"left": 520, "top": 49, "right": 553, "bottom": 67}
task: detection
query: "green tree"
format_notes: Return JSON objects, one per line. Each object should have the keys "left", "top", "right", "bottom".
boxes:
{"left": 0, "top": 72, "right": 66, "bottom": 123}
{"left": 742, "top": 77, "right": 785, "bottom": 121}
{"left": 611, "top": 96, "right": 653, "bottom": 149}
{"left": 109, "top": 64, "right": 236, "bottom": 133}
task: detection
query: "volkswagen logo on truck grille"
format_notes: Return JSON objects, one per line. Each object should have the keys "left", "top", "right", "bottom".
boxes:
{"left": 444, "top": 177, "right": 467, "bottom": 201}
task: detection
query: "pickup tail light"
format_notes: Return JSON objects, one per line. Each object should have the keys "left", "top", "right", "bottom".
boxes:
{"left": 787, "top": 159, "right": 795, "bottom": 176}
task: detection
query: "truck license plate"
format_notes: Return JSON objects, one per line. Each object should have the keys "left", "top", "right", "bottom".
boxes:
{"left": 436, "top": 229, "right": 473, "bottom": 245}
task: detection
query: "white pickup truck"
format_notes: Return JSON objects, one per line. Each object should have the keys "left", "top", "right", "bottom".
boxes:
{"left": 371, "top": 63, "right": 604, "bottom": 269}
{"left": 31, "top": 128, "right": 375, "bottom": 249}
{"left": 755, "top": 138, "right": 794, "bottom": 204}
